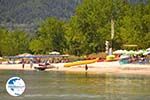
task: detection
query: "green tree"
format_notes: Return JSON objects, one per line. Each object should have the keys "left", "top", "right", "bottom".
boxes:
{"left": 29, "top": 17, "right": 66, "bottom": 54}
{"left": 29, "top": 39, "right": 44, "bottom": 54}
{"left": 117, "top": 1, "right": 150, "bottom": 49}
{"left": 64, "top": 16, "right": 86, "bottom": 55}
{"left": 0, "top": 28, "right": 8, "bottom": 56}
{"left": 0, "top": 29, "right": 30, "bottom": 56}
{"left": 66, "top": 0, "right": 125, "bottom": 55}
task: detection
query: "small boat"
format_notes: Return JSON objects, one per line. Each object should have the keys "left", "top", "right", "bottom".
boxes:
{"left": 34, "top": 63, "right": 54, "bottom": 71}
{"left": 34, "top": 66, "right": 47, "bottom": 71}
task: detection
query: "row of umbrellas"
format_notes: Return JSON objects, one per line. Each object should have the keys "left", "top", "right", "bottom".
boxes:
{"left": 113, "top": 48, "right": 150, "bottom": 56}
{"left": 17, "top": 51, "right": 61, "bottom": 57}
{"left": 5, "top": 51, "right": 68, "bottom": 59}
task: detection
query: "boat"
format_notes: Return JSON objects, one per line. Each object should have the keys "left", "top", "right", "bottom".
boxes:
{"left": 64, "top": 58, "right": 99, "bottom": 67}
{"left": 34, "top": 63, "right": 55, "bottom": 71}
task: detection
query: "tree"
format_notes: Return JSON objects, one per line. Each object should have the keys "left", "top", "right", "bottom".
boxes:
{"left": 117, "top": 1, "right": 150, "bottom": 49}
{"left": 29, "top": 39, "right": 44, "bottom": 54}
{"left": 64, "top": 16, "right": 86, "bottom": 55}
{"left": 0, "top": 29, "right": 30, "bottom": 56}
{"left": 0, "top": 28, "right": 8, "bottom": 56}
{"left": 65, "top": 0, "right": 125, "bottom": 55}
{"left": 29, "top": 17, "right": 66, "bottom": 54}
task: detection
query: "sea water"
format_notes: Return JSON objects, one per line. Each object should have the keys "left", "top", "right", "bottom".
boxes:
{"left": 0, "top": 70, "right": 150, "bottom": 100}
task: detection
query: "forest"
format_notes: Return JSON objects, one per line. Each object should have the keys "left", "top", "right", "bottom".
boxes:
{"left": 0, "top": 0, "right": 150, "bottom": 56}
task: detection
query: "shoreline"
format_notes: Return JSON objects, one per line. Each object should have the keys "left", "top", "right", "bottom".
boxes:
{"left": 0, "top": 62, "right": 150, "bottom": 75}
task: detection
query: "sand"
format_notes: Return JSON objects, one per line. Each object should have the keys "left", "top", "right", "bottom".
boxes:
{"left": 0, "top": 64, "right": 35, "bottom": 70}
{"left": 0, "top": 61, "right": 150, "bottom": 75}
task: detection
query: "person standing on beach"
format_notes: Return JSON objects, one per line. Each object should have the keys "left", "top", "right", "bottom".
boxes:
{"left": 30, "top": 58, "right": 33, "bottom": 69}
{"left": 22, "top": 59, "right": 25, "bottom": 69}
{"left": 85, "top": 64, "right": 88, "bottom": 71}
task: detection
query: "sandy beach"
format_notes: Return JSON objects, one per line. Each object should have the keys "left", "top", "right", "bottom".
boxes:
{"left": 0, "top": 61, "right": 150, "bottom": 75}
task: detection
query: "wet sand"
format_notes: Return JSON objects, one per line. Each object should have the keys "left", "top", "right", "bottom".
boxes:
{"left": 0, "top": 62, "right": 150, "bottom": 75}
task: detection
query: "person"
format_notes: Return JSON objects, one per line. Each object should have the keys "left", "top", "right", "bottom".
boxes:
{"left": 22, "top": 59, "right": 25, "bottom": 69}
{"left": 30, "top": 59, "right": 33, "bottom": 68}
{"left": 85, "top": 64, "right": 88, "bottom": 71}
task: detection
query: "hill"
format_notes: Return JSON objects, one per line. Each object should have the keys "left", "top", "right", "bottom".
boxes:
{"left": 0, "top": 0, "right": 81, "bottom": 24}
{"left": 0, "top": 0, "right": 147, "bottom": 32}
{"left": 0, "top": 0, "right": 82, "bottom": 32}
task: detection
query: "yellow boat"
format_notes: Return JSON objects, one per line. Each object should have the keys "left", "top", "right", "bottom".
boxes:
{"left": 64, "top": 58, "right": 99, "bottom": 67}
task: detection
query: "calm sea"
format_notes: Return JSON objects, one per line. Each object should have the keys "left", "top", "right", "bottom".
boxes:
{"left": 0, "top": 70, "right": 150, "bottom": 100}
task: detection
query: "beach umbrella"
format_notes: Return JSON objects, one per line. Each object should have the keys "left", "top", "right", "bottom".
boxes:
{"left": 135, "top": 50, "right": 145, "bottom": 55}
{"left": 123, "top": 50, "right": 128, "bottom": 54}
{"left": 126, "top": 50, "right": 135, "bottom": 55}
{"left": 49, "top": 51, "right": 60, "bottom": 55}
{"left": 113, "top": 50, "right": 124, "bottom": 54}
{"left": 17, "top": 53, "right": 32, "bottom": 56}
{"left": 17, "top": 53, "right": 33, "bottom": 58}
{"left": 120, "top": 55, "right": 130, "bottom": 59}
{"left": 143, "top": 51, "right": 150, "bottom": 55}
{"left": 113, "top": 50, "right": 128, "bottom": 55}
{"left": 146, "top": 48, "right": 150, "bottom": 51}
{"left": 61, "top": 54, "right": 69, "bottom": 57}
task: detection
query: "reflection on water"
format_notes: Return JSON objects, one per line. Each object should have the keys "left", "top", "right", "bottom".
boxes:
{"left": 0, "top": 70, "right": 150, "bottom": 100}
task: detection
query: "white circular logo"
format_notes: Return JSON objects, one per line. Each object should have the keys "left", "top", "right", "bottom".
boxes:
{"left": 6, "top": 77, "right": 26, "bottom": 96}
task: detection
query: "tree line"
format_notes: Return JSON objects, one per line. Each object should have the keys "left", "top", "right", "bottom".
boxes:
{"left": 0, "top": 0, "right": 150, "bottom": 56}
